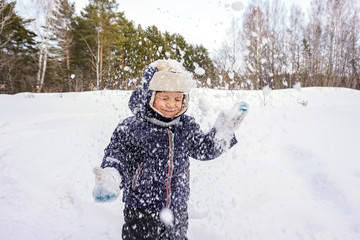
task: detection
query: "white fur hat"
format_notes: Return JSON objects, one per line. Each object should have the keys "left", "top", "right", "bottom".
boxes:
{"left": 148, "top": 59, "right": 194, "bottom": 93}
{"left": 147, "top": 59, "right": 194, "bottom": 118}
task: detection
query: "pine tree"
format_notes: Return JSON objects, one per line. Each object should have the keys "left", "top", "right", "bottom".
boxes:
{"left": 51, "top": 0, "right": 75, "bottom": 91}
{"left": 75, "top": 0, "right": 120, "bottom": 90}
{"left": 0, "top": 0, "right": 37, "bottom": 93}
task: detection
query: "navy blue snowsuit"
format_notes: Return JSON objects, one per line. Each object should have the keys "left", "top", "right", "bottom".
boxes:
{"left": 101, "top": 64, "right": 237, "bottom": 238}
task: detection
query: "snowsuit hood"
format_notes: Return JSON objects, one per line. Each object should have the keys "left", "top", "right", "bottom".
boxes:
{"left": 128, "top": 60, "right": 194, "bottom": 126}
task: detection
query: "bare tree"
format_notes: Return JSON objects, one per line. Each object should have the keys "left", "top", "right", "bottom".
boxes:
{"left": 213, "top": 17, "right": 243, "bottom": 89}
{"left": 266, "top": 0, "right": 287, "bottom": 89}
{"left": 242, "top": 0, "right": 270, "bottom": 90}
{"left": 347, "top": 1, "right": 360, "bottom": 89}
{"left": 305, "top": 0, "right": 326, "bottom": 86}
{"left": 322, "top": 0, "right": 348, "bottom": 87}
{"left": 288, "top": 4, "right": 305, "bottom": 88}
{"left": 33, "top": 0, "right": 58, "bottom": 92}
{"left": 0, "top": 0, "right": 13, "bottom": 49}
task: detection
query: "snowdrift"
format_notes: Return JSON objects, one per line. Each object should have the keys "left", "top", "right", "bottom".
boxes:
{"left": 1, "top": 87, "right": 360, "bottom": 240}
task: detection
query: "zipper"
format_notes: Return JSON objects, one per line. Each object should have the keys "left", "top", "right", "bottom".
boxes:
{"left": 131, "top": 162, "right": 144, "bottom": 190}
{"left": 166, "top": 128, "right": 175, "bottom": 208}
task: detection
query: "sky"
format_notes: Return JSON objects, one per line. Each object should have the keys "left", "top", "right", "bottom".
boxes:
{"left": 15, "top": 0, "right": 311, "bottom": 54}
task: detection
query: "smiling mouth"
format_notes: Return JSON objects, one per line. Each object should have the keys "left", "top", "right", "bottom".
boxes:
{"left": 161, "top": 108, "right": 178, "bottom": 116}
{"left": 163, "top": 108, "right": 177, "bottom": 112}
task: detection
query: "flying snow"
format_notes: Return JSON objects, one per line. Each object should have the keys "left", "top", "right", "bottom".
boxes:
{"left": 293, "top": 82, "right": 302, "bottom": 91}
{"left": 160, "top": 208, "right": 174, "bottom": 226}
{"left": 231, "top": 1, "right": 244, "bottom": 12}
{"left": 194, "top": 67, "right": 206, "bottom": 76}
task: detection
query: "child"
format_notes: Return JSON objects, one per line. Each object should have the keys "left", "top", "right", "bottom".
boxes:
{"left": 92, "top": 59, "right": 248, "bottom": 239}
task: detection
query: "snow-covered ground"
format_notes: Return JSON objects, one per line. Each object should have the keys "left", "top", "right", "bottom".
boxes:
{"left": 1, "top": 87, "right": 360, "bottom": 240}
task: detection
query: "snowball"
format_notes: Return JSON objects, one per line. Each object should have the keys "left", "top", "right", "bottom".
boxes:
{"left": 231, "top": 1, "right": 244, "bottom": 11}
{"left": 195, "top": 67, "right": 205, "bottom": 76}
{"left": 160, "top": 208, "right": 174, "bottom": 226}
{"left": 293, "top": 82, "right": 301, "bottom": 91}
{"left": 262, "top": 85, "right": 272, "bottom": 96}
{"left": 228, "top": 71, "right": 234, "bottom": 80}
{"left": 198, "top": 97, "right": 211, "bottom": 113}
{"left": 207, "top": 78, "right": 211, "bottom": 85}
{"left": 233, "top": 60, "right": 242, "bottom": 71}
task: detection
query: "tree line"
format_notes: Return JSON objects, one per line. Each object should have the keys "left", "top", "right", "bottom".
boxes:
{"left": 214, "top": 0, "right": 360, "bottom": 90}
{"left": 1, "top": 0, "right": 359, "bottom": 94}
{"left": 1, "top": 0, "right": 213, "bottom": 93}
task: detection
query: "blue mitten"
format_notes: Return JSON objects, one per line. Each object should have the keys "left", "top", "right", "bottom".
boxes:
{"left": 214, "top": 101, "right": 249, "bottom": 140}
{"left": 92, "top": 167, "right": 121, "bottom": 203}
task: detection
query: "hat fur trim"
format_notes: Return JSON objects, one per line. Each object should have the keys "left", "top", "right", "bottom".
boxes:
{"left": 148, "top": 59, "right": 194, "bottom": 93}
{"left": 149, "top": 71, "right": 193, "bottom": 93}
{"left": 150, "top": 59, "right": 186, "bottom": 72}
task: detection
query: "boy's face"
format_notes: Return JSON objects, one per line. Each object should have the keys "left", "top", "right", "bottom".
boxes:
{"left": 153, "top": 91, "right": 184, "bottom": 118}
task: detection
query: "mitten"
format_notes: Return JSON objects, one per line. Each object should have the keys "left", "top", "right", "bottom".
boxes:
{"left": 214, "top": 101, "right": 249, "bottom": 140}
{"left": 92, "top": 167, "right": 121, "bottom": 203}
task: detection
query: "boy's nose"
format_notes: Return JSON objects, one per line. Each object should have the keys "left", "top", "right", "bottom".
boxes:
{"left": 166, "top": 101, "right": 176, "bottom": 108}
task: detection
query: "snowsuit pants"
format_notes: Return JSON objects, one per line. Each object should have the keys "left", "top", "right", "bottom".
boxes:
{"left": 122, "top": 205, "right": 188, "bottom": 240}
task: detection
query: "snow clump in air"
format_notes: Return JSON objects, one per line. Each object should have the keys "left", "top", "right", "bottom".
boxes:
{"left": 231, "top": 1, "right": 244, "bottom": 11}
{"left": 160, "top": 208, "right": 174, "bottom": 226}
{"left": 195, "top": 66, "right": 206, "bottom": 76}
{"left": 293, "top": 82, "right": 301, "bottom": 91}
{"left": 198, "top": 97, "right": 211, "bottom": 113}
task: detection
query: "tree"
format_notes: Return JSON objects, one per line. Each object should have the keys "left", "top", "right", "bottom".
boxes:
{"left": 266, "top": 0, "right": 287, "bottom": 89}
{"left": 213, "top": 17, "right": 243, "bottom": 89}
{"left": 347, "top": 1, "right": 360, "bottom": 89}
{"left": 305, "top": 0, "right": 326, "bottom": 86}
{"left": 0, "top": 0, "right": 13, "bottom": 49}
{"left": 322, "top": 0, "right": 349, "bottom": 87}
{"left": 242, "top": 0, "right": 269, "bottom": 90}
{"left": 33, "top": 0, "right": 58, "bottom": 92}
{"left": 288, "top": 4, "right": 305, "bottom": 88}
{"left": 75, "top": 0, "right": 120, "bottom": 90}
{"left": 51, "top": 0, "right": 75, "bottom": 91}
{"left": 0, "top": 0, "right": 37, "bottom": 93}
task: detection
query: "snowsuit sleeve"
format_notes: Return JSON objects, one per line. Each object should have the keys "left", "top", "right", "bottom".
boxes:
{"left": 186, "top": 116, "right": 237, "bottom": 161}
{"left": 101, "top": 119, "right": 141, "bottom": 189}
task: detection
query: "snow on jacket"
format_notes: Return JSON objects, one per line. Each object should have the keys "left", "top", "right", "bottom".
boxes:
{"left": 101, "top": 64, "right": 237, "bottom": 210}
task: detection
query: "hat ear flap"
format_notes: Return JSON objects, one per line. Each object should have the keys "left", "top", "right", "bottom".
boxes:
{"left": 177, "top": 94, "right": 189, "bottom": 116}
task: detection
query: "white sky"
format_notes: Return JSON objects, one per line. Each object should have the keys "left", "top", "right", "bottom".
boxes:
{"left": 16, "top": 0, "right": 311, "bottom": 53}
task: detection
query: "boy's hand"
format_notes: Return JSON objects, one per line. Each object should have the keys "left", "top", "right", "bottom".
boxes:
{"left": 214, "top": 101, "right": 249, "bottom": 138}
{"left": 92, "top": 167, "right": 121, "bottom": 203}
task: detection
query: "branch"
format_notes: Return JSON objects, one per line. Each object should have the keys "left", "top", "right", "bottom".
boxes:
{"left": 80, "top": 36, "right": 97, "bottom": 69}
{"left": 0, "top": 2, "right": 14, "bottom": 47}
